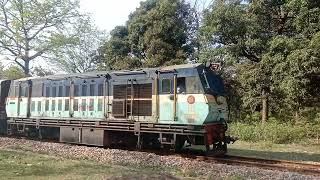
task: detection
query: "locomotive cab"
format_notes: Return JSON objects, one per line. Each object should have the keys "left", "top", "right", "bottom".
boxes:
{"left": 156, "top": 63, "right": 231, "bottom": 154}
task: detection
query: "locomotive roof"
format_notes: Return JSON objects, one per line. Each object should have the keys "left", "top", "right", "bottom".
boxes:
{"left": 12, "top": 63, "right": 203, "bottom": 83}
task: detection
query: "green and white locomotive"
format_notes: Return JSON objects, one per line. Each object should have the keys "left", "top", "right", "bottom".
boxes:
{"left": 1, "top": 63, "right": 234, "bottom": 154}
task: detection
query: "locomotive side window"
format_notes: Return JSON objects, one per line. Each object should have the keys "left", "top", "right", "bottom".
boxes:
{"left": 81, "top": 99, "right": 86, "bottom": 110}
{"left": 89, "top": 99, "right": 94, "bottom": 111}
{"left": 65, "top": 99, "right": 69, "bottom": 111}
{"left": 161, "top": 79, "right": 171, "bottom": 93}
{"left": 98, "top": 99, "right": 103, "bottom": 111}
{"left": 58, "top": 100, "right": 62, "bottom": 111}
{"left": 38, "top": 101, "right": 41, "bottom": 112}
{"left": 31, "top": 101, "right": 36, "bottom": 112}
{"left": 52, "top": 100, "right": 56, "bottom": 111}
{"left": 73, "top": 99, "right": 79, "bottom": 111}
{"left": 45, "top": 100, "right": 49, "bottom": 111}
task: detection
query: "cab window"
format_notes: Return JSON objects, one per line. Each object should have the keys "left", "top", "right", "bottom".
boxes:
{"left": 186, "top": 76, "right": 203, "bottom": 93}
{"left": 161, "top": 79, "right": 171, "bottom": 93}
{"left": 177, "top": 77, "right": 186, "bottom": 94}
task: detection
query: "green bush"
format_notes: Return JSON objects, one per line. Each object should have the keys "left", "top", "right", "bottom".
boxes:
{"left": 228, "top": 121, "right": 320, "bottom": 144}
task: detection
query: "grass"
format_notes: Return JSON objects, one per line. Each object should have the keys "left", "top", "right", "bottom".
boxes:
{"left": 228, "top": 140, "right": 320, "bottom": 162}
{"left": 0, "top": 148, "right": 249, "bottom": 179}
{"left": 0, "top": 149, "right": 176, "bottom": 179}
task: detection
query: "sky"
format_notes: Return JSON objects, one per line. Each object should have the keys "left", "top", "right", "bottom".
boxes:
{"left": 1, "top": 0, "right": 144, "bottom": 69}
{"left": 1, "top": 0, "right": 212, "bottom": 70}
{"left": 80, "top": 0, "right": 212, "bottom": 32}
{"left": 80, "top": 0, "right": 144, "bottom": 32}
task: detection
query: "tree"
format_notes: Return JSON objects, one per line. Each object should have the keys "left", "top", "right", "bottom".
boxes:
{"left": 0, "top": 64, "right": 25, "bottom": 80}
{"left": 0, "top": 62, "right": 25, "bottom": 80}
{"left": 3, "top": 65, "right": 25, "bottom": 79}
{"left": 0, "top": 0, "right": 80, "bottom": 76}
{"left": 99, "top": 26, "right": 140, "bottom": 70}
{"left": 99, "top": 0, "right": 198, "bottom": 70}
{"left": 51, "top": 17, "right": 106, "bottom": 73}
{"left": 201, "top": 0, "right": 320, "bottom": 122}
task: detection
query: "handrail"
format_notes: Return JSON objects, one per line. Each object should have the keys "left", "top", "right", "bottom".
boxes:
{"left": 173, "top": 74, "right": 177, "bottom": 121}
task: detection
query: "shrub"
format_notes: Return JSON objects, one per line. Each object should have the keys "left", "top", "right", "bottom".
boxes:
{"left": 228, "top": 121, "right": 319, "bottom": 144}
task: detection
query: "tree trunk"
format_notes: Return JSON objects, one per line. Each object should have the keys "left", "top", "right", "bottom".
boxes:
{"left": 261, "top": 89, "right": 268, "bottom": 123}
{"left": 24, "top": 59, "right": 30, "bottom": 76}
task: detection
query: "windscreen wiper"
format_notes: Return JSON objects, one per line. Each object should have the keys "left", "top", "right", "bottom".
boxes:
{"left": 202, "top": 69, "right": 211, "bottom": 89}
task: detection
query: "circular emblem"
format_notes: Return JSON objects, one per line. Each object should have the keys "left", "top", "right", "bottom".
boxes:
{"left": 216, "top": 96, "right": 224, "bottom": 105}
{"left": 187, "top": 95, "right": 195, "bottom": 104}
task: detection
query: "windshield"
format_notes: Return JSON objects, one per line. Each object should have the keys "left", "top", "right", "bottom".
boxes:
{"left": 202, "top": 70, "right": 226, "bottom": 96}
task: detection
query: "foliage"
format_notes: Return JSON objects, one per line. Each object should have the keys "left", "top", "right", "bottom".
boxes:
{"left": 99, "top": 0, "right": 198, "bottom": 70}
{"left": 0, "top": 0, "right": 81, "bottom": 75}
{"left": 98, "top": 26, "right": 140, "bottom": 70}
{"left": 201, "top": 0, "right": 320, "bottom": 120}
{"left": 51, "top": 17, "right": 106, "bottom": 73}
{"left": 228, "top": 121, "right": 320, "bottom": 144}
{"left": 32, "top": 66, "right": 54, "bottom": 77}
{"left": 0, "top": 62, "right": 25, "bottom": 80}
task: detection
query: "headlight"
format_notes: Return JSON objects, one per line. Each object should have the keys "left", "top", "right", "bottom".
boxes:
{"left": 216, "top": 96, "right": 224, "bottom": 105}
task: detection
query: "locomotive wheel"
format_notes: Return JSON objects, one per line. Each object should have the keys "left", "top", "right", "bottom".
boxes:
{"left": 161, "top": 135, "right": 185, "bottom": 152}
{"left": 141, "top": 134, "right": 161, "bottom": 149}
{"left": 174, "top": 135, "right": 185, "bottom": 152}
{"left": 206, "top": 142, "right": 227, "bottom": 156}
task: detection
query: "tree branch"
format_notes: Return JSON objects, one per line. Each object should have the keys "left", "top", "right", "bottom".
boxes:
{"left": 13, "top": 57, "right": 25, "bottom": 70}
{"left": 0, "top": 41, "right": 19, "bottom": 56}
{"left": 242, "top": 49, "right": 261, "bottom": 63}
{"left": 0, "top": 1, "right": 16, "bottom": 36}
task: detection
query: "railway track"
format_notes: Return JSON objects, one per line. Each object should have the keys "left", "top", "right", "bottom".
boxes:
{"left": 141, "top": 148, "right": 320, "bottom": 176}
{"left": 192, "top": 155, "right": 320, "bottom": 176}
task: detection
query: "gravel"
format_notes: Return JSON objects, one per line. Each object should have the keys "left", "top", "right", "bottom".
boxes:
{"left": 0, "top": 137, "right": 318, "bottom": 179}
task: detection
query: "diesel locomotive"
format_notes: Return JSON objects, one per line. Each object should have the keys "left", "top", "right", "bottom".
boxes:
{"left": 0, "top": 63, "right": 234, "bottom": 155}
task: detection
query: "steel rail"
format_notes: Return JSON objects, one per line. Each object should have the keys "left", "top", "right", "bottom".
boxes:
{"left": 194, "top": 155, "right": 320, "bottom": 176}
